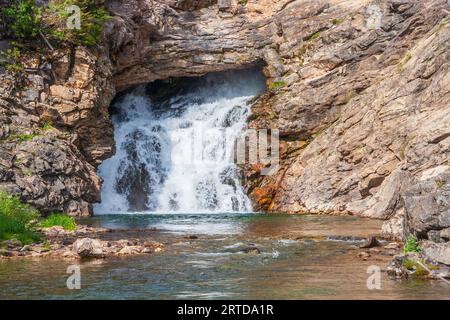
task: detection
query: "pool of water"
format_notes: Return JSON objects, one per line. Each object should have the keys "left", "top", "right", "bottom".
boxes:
{"left": 0, "top": 214, "right": 449, "bottom": 299}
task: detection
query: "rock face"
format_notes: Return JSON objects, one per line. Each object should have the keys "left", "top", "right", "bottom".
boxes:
{"left": 245, "top": 0, "right": 450, "bottom": 218}
{"left": 0, "top": 0, "right": 449, "bottom": 255}
{"left": 0, "top": 47, "right": 114, "bottom": 215}
{"left": 402, "top": 167, "right": 450, "bottom": 238}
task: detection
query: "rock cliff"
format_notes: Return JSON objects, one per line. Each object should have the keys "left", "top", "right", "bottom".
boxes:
{"left": 0, "top": 0, "right": 449, "bottom": 257}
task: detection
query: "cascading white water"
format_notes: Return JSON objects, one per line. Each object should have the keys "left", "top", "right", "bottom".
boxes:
{"left": 94, "top": 69, "right": 266, "bottom": 214}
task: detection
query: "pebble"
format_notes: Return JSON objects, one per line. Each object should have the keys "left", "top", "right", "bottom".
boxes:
{"left": 357, "top": 251, "right": 370, "bottom": 260}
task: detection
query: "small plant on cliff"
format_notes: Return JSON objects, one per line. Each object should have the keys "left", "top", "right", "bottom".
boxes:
{"left": 0, "top": 45, "right": 24, "bottom": 72}
{"left": 41, "top": 121, "right": 54, "bottom": 131}
{"left": 2, "top": 0, "right": 42, "bottom": 39}
{"left": 331, "top": 18, "right": 343, "bottom": 25}
{"left": 3, "top": 0, "right": 110, "bottom": 48}
{"left": 404, "top": 234, "right": 421, "bottom": 253}
{"left": 307, "top": 31, "right": 321, "bottom": 42}
{"left": 40, "top": 213, "right": 77, "bottom": 231}
{"left": 396, "top": 52, "right": 412, "bottom": 72}
{"left": 45, "top": 0, "right": 111, "bottom": 47}
{"left": 269, "top": 80, "right": 286, "bottom": 90}
{"left": 0, "top": 191, "right": 41, "bottom": 244}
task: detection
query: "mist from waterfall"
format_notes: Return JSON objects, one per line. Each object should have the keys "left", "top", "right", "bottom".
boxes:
{"left": 94, "top": 68, "right": 266, "bottom": 214}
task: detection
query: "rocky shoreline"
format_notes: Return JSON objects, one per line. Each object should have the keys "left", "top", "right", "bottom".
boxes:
{"left": 2, "top": 223, "right": 449, "bottom": 284}
{"left": 0, "top": 225, "right": 164, "bottom": 260}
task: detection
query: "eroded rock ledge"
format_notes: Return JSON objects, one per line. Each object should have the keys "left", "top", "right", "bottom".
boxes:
{"left": 0, "top": 0, "right": 449, "bottom": 254}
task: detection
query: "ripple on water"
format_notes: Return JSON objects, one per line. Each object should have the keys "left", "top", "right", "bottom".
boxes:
{"left": 1, "top": 214, "right": 449, "bottom": 299}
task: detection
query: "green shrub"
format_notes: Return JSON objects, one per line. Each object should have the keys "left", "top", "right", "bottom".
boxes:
{"left": 404, "top": 234, "right": 421, "bottom": 253}
{"left": 2, "top": 0, "right": 42, "bottom": 39}
{"left": 40, "top": 213, "right": 76, "bottom": 231}
{"left": 45, "top": 0, "right": 111, "bottom": 47}
{"left": 12, "top": 133, "right": 37, "bottom": 142}
{"left": 0, "top": 191, "right": 41, "bottom": 244}
{"left": 0, "top": 45, "right": 24, "bottom": 72}
{"left": 3, "top": 0, "right": 110, "bottom": 47}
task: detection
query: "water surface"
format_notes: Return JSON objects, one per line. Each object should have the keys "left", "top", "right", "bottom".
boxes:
{"left": 1, "top": 214, "right": 449, "bottom": 300}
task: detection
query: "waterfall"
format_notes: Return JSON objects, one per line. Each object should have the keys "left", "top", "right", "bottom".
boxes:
{"left": 94, "top": 68, "right": 266, "bottom": 214}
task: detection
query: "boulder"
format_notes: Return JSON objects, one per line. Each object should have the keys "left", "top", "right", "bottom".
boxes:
{"left": 403, "top": 167, "right": 450, "bottom": 237}
{"left": 422, "top": 241, "right": 450, "bottom": 266}
{"left": 72, "top": 238, "right": 105, "bottom": 258}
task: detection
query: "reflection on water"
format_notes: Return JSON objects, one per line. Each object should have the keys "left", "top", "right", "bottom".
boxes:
{"left": 0, "top": 214, "right": 449, "bottom": 300}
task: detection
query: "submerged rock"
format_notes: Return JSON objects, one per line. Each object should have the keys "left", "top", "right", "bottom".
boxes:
{"left": 357, "top": 251, "right": 370, "bottom": 261}
{"left": 242, "top": 245, "right": 261, "bottom": 255}
{"left": 359, "top": 236, "right": 381, "bottom": 249}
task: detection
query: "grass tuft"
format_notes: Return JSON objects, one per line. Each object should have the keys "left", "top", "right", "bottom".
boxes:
{"left": 0, "top": 191, "right": 41, "bottom": 244}
{"left": 269, "top": 80, "right": 286, "bottom": 90}
{"left": 40, "top": 213, "right": 76, "bottom": 231}
{"left": 404, "top": 234, "right": 421, "bottom": 253}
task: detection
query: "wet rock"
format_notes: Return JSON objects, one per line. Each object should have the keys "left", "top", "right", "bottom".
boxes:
{"left": 327, "top": 236, "right": 365, "bottom": 242}
{"left": 380, "top": 250, "right": 398, "bottom": 257}
{"left": 20, "top": 245, "right": 31, "bottom": 252}
{"left": 384, "top": 242, "right": 401, "bottom": 250}
{"left": 62, "top": 251, "right": 78, "bottom": 259}
{"left": 243, "top": 245, "right": 261, "bottom": 255}
{"left": 0, "top": 249, "right": 13, "bottom": 257}
{"left": 428, "top": 266, "right": 450, "bottom": 280}
{"left": 357, "top": 251, "right": 370, "bottom": 260}
{"left": 72, "top": 238, "right": 105, "bottom": 259}
{"left": 359, "top": 236, "right": 381, "bottom": 249}
{"left": 186, "top": 235, "right": 199, "bottom": 240}
{"left": 387, "top": 255, "right": 407, "bottom": 278}
{"left": 2, "top": 239, "right": 23, "bottom": 249}
{"left": 141, "top": 247, "right": 152, "bottom": 254}
{"left": 117, "top": 246, "right": 143, "bottom": 255}
{"left": 32, "top": 246, "right": 50, "bottom": 253}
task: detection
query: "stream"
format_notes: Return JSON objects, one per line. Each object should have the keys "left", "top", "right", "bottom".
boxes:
{"left": 1, "top": 214, "right": 449, "bottom": 299}
{"left": 1, "top": 68, "right": 448, "bottom": 300}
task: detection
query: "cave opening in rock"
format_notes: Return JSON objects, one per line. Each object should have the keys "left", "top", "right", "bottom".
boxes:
{"left": 94, "top": 67, "right": 267, "bottom": 214}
